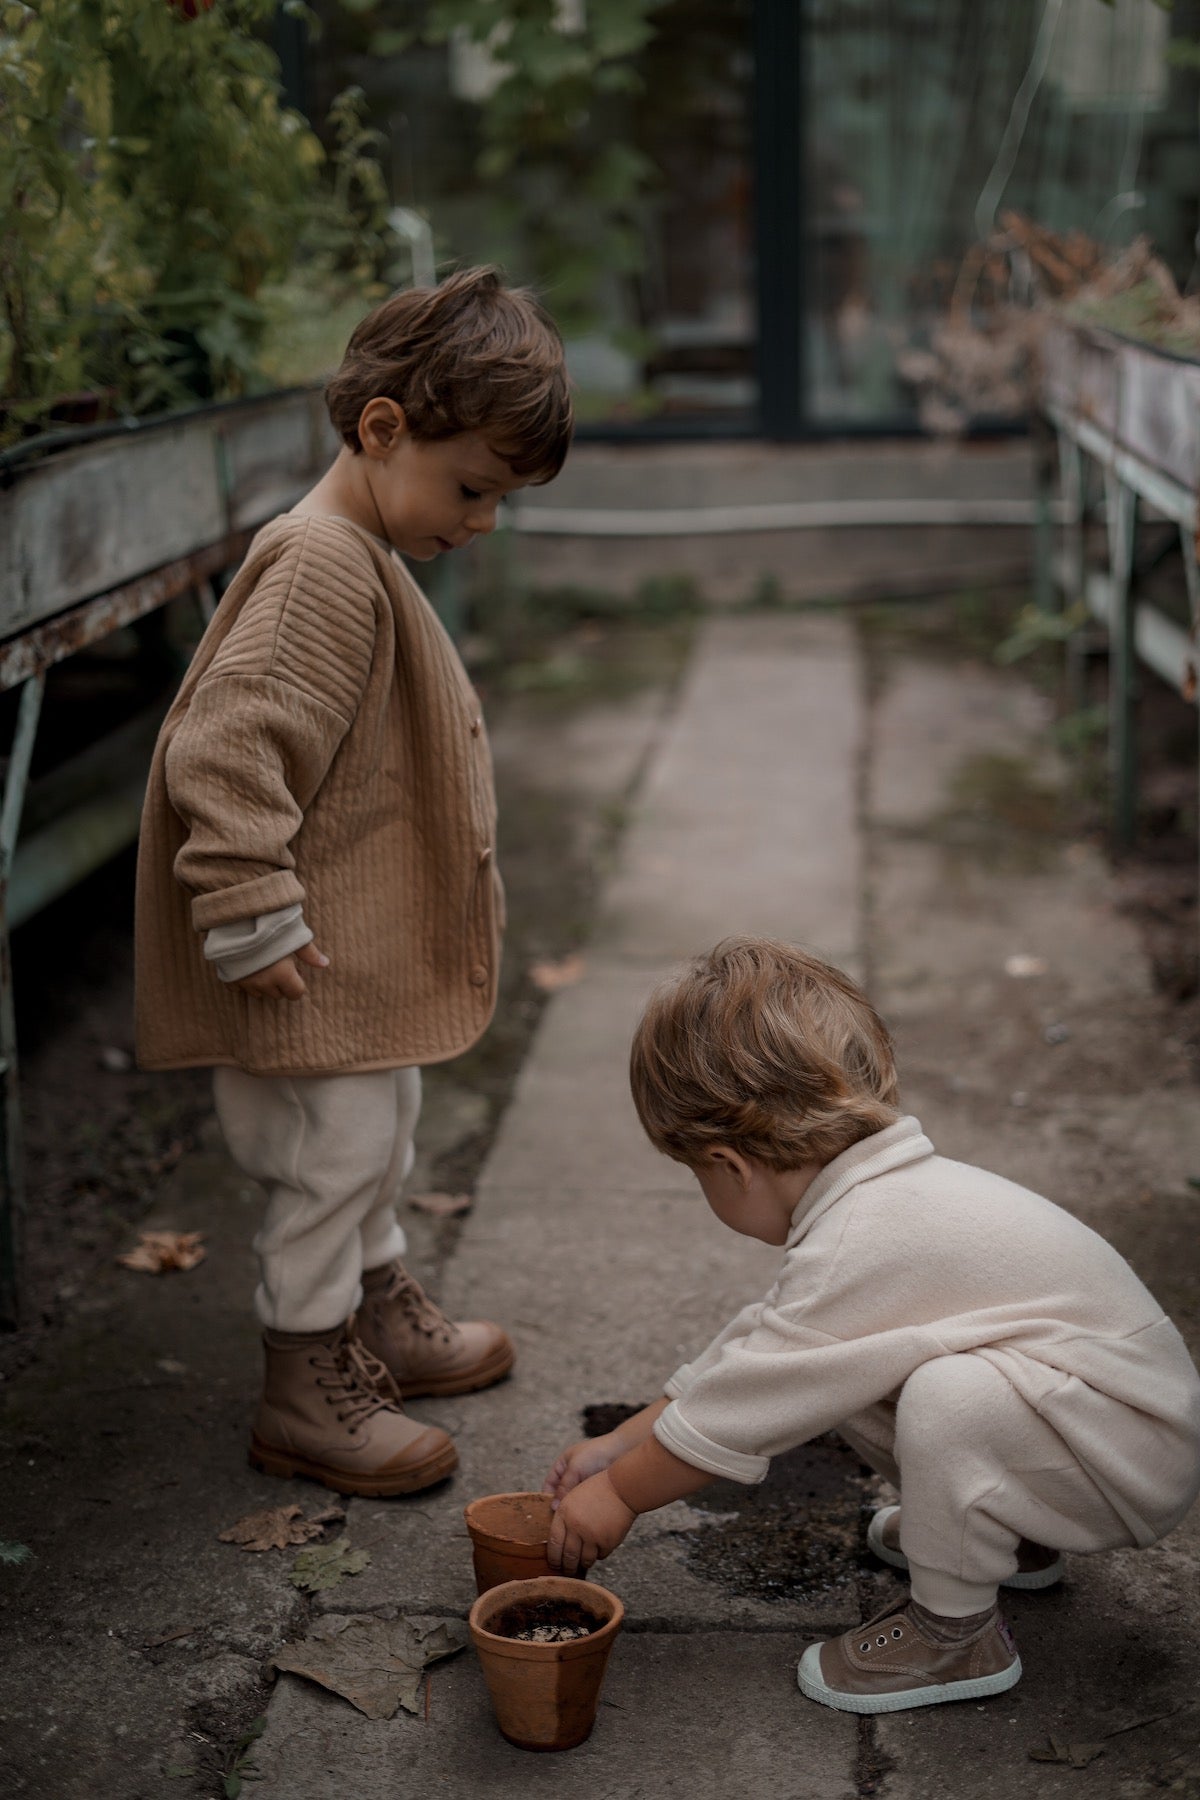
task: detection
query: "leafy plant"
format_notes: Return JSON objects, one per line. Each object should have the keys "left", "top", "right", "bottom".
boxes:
{"left": 360, "top": 0, "right": 665, "bottom": 335}
{"left": 0, "top": 1, "right": 395, "bottom": 443}
{"left": 222, "top": 1714, "right": 265, "bottom": 1799}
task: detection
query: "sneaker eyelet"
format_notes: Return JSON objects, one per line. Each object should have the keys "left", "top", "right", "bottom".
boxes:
{"left": 876, "top": 1635, "right": 888, "bottom": 1646}
{"left": 891, "top": 1627, "right": 903, "bottom": 1639}
{"left": 858, "top": 1641, "right": 871, "bottom": 1654}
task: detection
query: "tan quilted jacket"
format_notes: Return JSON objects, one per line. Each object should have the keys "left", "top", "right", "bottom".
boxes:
{"left": 134, "top": 512, "right": 502, "bottom": 1074}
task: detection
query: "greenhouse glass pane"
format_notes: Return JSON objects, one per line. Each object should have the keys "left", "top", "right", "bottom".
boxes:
{"left": 802, "top": 0, "right": 1188, "bottom": 427}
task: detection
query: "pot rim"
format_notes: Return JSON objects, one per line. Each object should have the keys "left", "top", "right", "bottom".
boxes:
{"left": 463, "top": 1491, "right": 555, "bottom": 1554}
{"left": 468, "top": 1576, "right": 624, "bottom": 1659}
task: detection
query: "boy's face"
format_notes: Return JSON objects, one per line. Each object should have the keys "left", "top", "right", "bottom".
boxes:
{"left": 361, "top": 405, "right": 531, "bottom": 561}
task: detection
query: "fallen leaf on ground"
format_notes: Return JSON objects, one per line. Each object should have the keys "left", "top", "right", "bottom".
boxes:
{"left": 288, "top": 1535, "right": 371, "bottom": 1592}
{"left": 116, "top": 1231, "right": 206, "bottom": 1273}
{"left": 219, "top": 1502, "right": 345, "bottom": 1553}
{"left": 98, "top": 1045, "right": 132, "bottom": 1072}
{"left": 271, "top": 1614, "right": 468, "bottom": 1719}
{"left": 1028, "top": 1735, "right": 1105, "bottom": 1768}
{"left": 528, "top": 953, "right": 586, "bottom": 992}
{"left": 407, "top": 1191, "right": 473, "bottom": 1218}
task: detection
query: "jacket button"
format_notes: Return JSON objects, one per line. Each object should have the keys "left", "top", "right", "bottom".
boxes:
{"left": 470, "top": 965, "right": 489, "bottom": 986}
{"left": 471, "top": 716, "right": 483, "bottom": 736}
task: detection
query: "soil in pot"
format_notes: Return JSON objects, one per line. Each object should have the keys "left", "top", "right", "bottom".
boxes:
{"left": 468, "top": 1576, "right": 624, "bottom": 1752}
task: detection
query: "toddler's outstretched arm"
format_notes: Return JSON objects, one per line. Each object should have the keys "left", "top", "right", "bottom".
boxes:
{"left": 542, "top": 1398, "right": 670, "bottom": 1502}
{"left": 546, "top": 1412, "right": 712, "bottom": 1575}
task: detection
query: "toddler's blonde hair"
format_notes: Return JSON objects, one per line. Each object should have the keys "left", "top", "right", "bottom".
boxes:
{"left": 629, "top": 936, "right": 900, "bottom": 1171}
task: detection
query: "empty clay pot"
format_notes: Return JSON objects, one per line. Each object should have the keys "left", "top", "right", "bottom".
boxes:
{"left": 463, "top": 1491, "right": 578, "bottom": 1593}
{"left": 468, "top": 1576, "right": 624, "bottom": 1751}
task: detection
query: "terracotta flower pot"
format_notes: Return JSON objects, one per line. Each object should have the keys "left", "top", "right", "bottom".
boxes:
{"left": 468, "top": 1576, "right": 624, "bottom": 1751}
{"left": 463, "top": 1491, "right": 581, "bottom": 1594}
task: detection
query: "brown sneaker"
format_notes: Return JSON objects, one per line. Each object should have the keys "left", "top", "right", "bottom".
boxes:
{"left": 249, "top": 1317, "right": 458, "bottom": 1497}
{"left": 798, "top": 1598, "right": 1021, "bottom": 1714}
{"left": 867, "top": 1503, "right": 1064, "bottom": 1590}
{"left": 357, "top": 1261, "right": 514, "bottom": 1399}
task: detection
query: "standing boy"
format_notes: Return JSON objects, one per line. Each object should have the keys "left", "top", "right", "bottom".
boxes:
{"left": 543, "top": 938, "right": 1200, "bottom": 1712}
{"left": 136, "top": 268, "right": 572, "bottom": 1497}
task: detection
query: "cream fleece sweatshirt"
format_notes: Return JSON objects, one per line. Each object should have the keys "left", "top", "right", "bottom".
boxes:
{"left": 654, "top": 1118, "right": 1200, "bottom": 1546}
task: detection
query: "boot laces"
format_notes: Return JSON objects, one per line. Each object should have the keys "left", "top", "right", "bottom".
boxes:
{"left": 315, "top": 1331, "right": 401, "bottom": 1427}
{"left": 381, "top": 1268, "right": 455, "bottom": 1342}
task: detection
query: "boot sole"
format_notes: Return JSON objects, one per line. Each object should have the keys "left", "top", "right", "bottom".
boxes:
{"left": 797, "top": 1643, "right": 1022, "bottom": 1714}
{"left": 248, "top": 1433, "right": 459, "bottom": 1497}
{"left": 398, "top": 1340, "right": 516, "bottom": 1399}
{"left": 867, "top": 1505, "right": 1064, "bottom": 1591}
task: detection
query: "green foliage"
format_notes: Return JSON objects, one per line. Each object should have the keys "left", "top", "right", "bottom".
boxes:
{"left": 288, "top": 1534, "right": 371, "bottom": 1590}
{"left": 361, "top": 0, "right": 665, "bottom": 334}
{"left": 995, "top": 600, "right": 1086, "bottom": 665}
{"left": 222, "top": 1714, "right": 266, "bottom": 1799}
{"left": 0, "top": 1540, "right": 32, "bottom": 1565}
{"left": 0, "top": 1, "right": 394, "bottom": 443}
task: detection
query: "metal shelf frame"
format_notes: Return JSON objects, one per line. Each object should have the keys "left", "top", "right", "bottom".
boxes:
{"left": 1033, "top": 321, "right": 1199, "bottom": 943}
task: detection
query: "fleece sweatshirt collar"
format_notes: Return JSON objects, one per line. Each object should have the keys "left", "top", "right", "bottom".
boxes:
{"left": 786, "top": 1115, "right": 934, "bottom": 1247}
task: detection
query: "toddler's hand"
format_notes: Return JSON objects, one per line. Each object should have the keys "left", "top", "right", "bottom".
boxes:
{"left": 547, "top": 1472, "right": 636, "bottom": 1575}
{"left": 542, "top": 1433, "right": 624, "bottom": 1503}
{"left": 235, "top": 941, "right": 329, "bottom": 1001}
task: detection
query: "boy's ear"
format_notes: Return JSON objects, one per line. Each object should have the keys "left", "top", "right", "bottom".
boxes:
{"left": 707, "top": 1145, "right": 753, "bottom": 1190}
{"left": 358, "top": 398, "right": 408, "bottom": 460}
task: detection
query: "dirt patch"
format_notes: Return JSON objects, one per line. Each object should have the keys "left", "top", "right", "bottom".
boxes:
{"left": 676, "top": 1432, "right": 885, "bottom": 1605}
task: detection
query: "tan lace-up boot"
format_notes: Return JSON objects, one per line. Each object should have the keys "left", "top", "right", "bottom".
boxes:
{"left": 357, "top": 1261, "right": 514, "bottom": 1398}
{"left": 250, "top": 1317, "right": 458, "bottom": 1496}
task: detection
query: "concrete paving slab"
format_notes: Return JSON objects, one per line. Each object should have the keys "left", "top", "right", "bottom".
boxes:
{"left": 877, "top": 1543, "right": 1200, "bottom": 1799}
{"left": 476, "top": 958, "right": 697, "bottom": 1197}
{"left": 595, "top": 613, "right": 863, "bottom": 968}
{"left": 250, "top": 1629, "right": 858, "bottom": 1800}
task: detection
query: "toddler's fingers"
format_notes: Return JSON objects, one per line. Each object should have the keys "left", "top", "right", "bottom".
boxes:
{"left": 547, "top": 1512, "right": 565, "bottom": 1569}
{"left": 297, "top": 941, "right": 330, "bottom": 969}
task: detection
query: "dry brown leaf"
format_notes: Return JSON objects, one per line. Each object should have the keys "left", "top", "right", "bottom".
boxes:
{"left": 528, "top": 953, "right": 586, "bottom": 992}
{"left": 219, "top": 1502, "right": 345, "bottom": 1553}
{"left": 271, "top": 1614, "right": 468, "bottom": 1718}
{"left": 116, "top": 1230, "right": 206, "bottom": 1273}
{"left": 406, "top": 1191, "right": 473, "bottom": 1218}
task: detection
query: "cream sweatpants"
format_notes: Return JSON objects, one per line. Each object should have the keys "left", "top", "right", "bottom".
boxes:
{"left": 839, "top": 1353, "right": 1137, "bottom": 1616}
{"left": 213, "top": 1066, "right": 421, "bottom": 1333}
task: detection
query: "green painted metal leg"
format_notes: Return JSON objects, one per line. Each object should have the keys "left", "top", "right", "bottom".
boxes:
{"left": 1032, "top": 412, "right": 1058, "bottom": 615}
{"left": 1104, "top": 471, "right": 1138, "bottom": 851}
{"left": 0, "top": 674, "right": 45, "bottom": 1328}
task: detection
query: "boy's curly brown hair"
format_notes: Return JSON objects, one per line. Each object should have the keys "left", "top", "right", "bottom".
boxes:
{"left": 629, "top": 937, "right": 900, "bottom": 1171}
{"left": 325, "top": 266, "right": 573, "bottom": 483}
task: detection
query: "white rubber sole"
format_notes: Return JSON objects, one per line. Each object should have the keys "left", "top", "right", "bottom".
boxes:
{"left": 797, "top": 1642, "right": 1023, "bottom": 1714}
{"left": 866, "top": 1504, "right": 1064, "bottom": 1592}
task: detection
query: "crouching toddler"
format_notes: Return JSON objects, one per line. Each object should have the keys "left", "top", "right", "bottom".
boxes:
{"left": 543, "top": 937, "right": 1200, "bottom": 1713}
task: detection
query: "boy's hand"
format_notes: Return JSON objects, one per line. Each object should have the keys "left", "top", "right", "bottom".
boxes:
{"left": 234, "top": 941, "right": 329, "bottom": 1000}
{"left": 547, "top": 1472, "right": 636, "bottom": 1575}
{"left": 542, "top": 1433, "right": 625, "bottom": 1502}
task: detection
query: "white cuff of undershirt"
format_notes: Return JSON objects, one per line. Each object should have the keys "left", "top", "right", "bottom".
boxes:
{"left": 203, "top": 904, "right": 313, "bottom": 983}
{"left": 652, "top": 1401, "right": 769, "bottom": 1485}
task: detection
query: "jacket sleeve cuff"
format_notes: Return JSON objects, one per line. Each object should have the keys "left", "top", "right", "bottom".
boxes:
{"left": 204, "top": 905, "right": 312, "bottom": 983}
{"left": 652, "top": 1401, "right": 770, "bottom": 1486}
{"left": 663, "top": 1364, "right": 695, "bottom": 1400}
{"left": 189, "top": 869, "right": 306, "bottom": 932}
